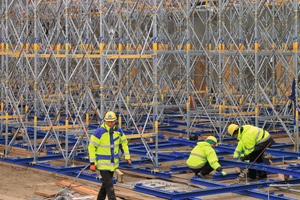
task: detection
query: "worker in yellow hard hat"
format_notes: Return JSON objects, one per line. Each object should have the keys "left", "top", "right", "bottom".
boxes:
{"left": 186, "top": 135, "right": 227, "bottom": 178}
{"left": 88, "top": 111, "right": 131, "bottom": 200}
{"left": 228, "top": 124, "right": 275, "bottom": 180}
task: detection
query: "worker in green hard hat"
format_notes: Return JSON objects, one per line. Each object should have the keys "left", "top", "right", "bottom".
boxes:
{"left": 186, "top": 136, "right": 227, "bottom": 179}
{"left": 227, "top": 124, "right": 275, "bottom": 180}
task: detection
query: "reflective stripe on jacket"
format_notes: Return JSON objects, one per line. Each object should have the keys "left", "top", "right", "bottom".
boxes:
{"left": 88, "top": 122, "right": 130, "bottom": 171}
{"left": 186, "top": 141, "right": 221, "bottom": 170}
{"left": 234, "top": 125, "right": 270, "bottom": 157}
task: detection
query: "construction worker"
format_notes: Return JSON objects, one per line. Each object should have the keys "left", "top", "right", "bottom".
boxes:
{"left": 227, "top": 124, "right": 275, "bottom": 180}
{"left": 186, "top": 136, "right": 227, "bottom": 178}
{"left": 88, "top": 111, "right": 131, "bottom": 200}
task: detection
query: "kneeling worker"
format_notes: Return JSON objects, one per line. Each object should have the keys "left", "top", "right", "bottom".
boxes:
{"left": 186, "top": 136, "right": 227, "bottom": 178}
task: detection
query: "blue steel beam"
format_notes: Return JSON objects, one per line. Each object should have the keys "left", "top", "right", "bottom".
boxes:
{"left": 219, "top": 159, "right": 300, "bottom": 177}
{"left": 170, "top": 165, "right": 276, "bottom": 180}
{"left": 29, "top": 163, "right": 90, "bottom": 173}
{"left": 0, "top": 152, "right": 86, "bottom": 164}
{"left": 134, "top": 178, "right": 300, "bottom": 200}
{"left": 168, "top": 137, "right": 198, "bottom": 146}
{"left": 169, "top": 135, "right": 295, "bottom": 153}
{"left": 129, "top": 140, "right": 173, "bottom": 149}
{"left": 216, "top": 144, "right": 300, "bottom": 158}
{"left": 170, "top": 165, "right": 189, "bottom": 172}
{"left": 212, "top": 172, "right": 241, "bottom": 180}
{"left": 131, "top": 141, "right": 187, "bottom": 150}
{"left": 190, "top": 178, "right": 299, "bottom": 200}
{"left": 119, "top": 166, "right": 172, "bottom": 178}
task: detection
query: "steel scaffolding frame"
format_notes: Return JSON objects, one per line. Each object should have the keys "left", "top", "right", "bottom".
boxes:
{"left": 0, "top": 0, "right": 300, "bottom": 169}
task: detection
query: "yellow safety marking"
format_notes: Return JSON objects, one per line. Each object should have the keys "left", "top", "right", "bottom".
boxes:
{"left": 86, "top": 113, "right": 89, "bottom": 124}
{"left": 66, "top": 43, "right": 69, "bottom": 55}
{"left": 187, "top": 101, "right": 190, "bottom": 112}
{"left": 294, "top": 41, "right": 298, "bottom": 52}
{"left": 66, "top": 120, "right": 69, "bottom": 132}
{"left": 119, "top": 116, "right": 122, "bottom": 128}
{"left": 153, "top": 43, "right": 157, "bottom": 54}
{"left": 255, "top": 43, "right": 259, "bottom": 52}
{"left": 34, "top": 116, "right": 37, "bottom": 127}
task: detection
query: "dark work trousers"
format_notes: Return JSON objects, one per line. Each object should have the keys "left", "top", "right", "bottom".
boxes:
{"left": 248, "top": 137, "right": 275, "bottom": 179}
{"left": 189, "top": 162, "right": 214, "bottom": 177}
{"left": 97, "top": 170, "right": 116, "bottom": 200}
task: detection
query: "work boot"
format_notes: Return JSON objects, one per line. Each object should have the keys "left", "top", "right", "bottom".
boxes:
{"left": 258, "top": 171, "right": 267, "bottom": 180}
{"left": 197, "top": 172, "right": 205, "bottom": 179}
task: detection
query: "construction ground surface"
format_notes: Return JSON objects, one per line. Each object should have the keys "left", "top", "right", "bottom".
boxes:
{"left": 1, "top": 131, "right": 300, "bottom": 200}
{"left": 2, "top": 1, "right": 300, "bottom": 199}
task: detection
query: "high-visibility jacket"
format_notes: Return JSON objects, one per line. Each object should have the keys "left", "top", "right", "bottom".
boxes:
{"left": 186, "top": 141, "right": 221, "bottom": 170}
{"left": 234, "top": 125, "right": 270, "bottom": 158}
{"left": 88, "top": 122, "right": 130, "bottom": 171}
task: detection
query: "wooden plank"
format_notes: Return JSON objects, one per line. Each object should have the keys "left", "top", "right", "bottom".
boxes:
{"left": 34, "top": 189, "right": 58, "bottom": 197}
{"left": 115, "top": 169, "right": 124, "bottom": 183}
{"left": 126, "top": 133, "right": 156, "bottom": 139}
{"left": 56, "top": 180, "right": 98, "bottom": 195}
{"left": 57, "top": 180, "right": 165, "bottom": 200}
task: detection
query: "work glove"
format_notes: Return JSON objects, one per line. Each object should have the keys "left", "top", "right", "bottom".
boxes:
{"left": 233, "top": 157, "right": 238, "bottom": 161}
{"left": 240, "top": 156, "right": 247, "bottom": 161}
{"left": 90, "top": 163, "right": 96, "bottom": 172}
{"left": 216, "top": 167, "right": 223, "bottom": 173}
{"left": 221, "top": 171, "right": 227, "bottom": 176}
{"left": 125, "top": 159, "right": 132, "bottom": 167}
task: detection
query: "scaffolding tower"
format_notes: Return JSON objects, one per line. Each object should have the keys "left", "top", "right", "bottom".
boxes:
{"left": 0, "top": 0, "right": 299, "bottom": 168}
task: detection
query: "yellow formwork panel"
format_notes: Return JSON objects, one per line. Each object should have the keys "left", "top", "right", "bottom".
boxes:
{"left": 0, "top": 115, "right": 22, "bottom": 119}
{"left": 126, "top": 133, "right": 156, "bottom": 139}
{"left": 39, "top": 124, "right": 81, "bottom": 131}
{"left": 223, "top": 112, "right": 255, "bottom": 117}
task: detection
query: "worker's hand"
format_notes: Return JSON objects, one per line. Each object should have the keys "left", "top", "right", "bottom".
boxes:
{"left": 233, "top": 157, "right": 238, "bottom": 161}
{"left": 90, "top": 163, "right": 96, "bottom": 172}
{"left": 125, "top": 159, "right": 132, "bottom": 167}
{"left": 221, "top": 171, "right": 227, "bottom": 176}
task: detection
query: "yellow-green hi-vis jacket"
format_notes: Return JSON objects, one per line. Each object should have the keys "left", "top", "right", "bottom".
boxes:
{"left": 234, "top": 125, "right": 270, "bottom": 158}
{"left": 186, "top": 141, "right": 221, "bottom": 170}
{"left": 88, "top": 122, "right": 130, "bottom": 171}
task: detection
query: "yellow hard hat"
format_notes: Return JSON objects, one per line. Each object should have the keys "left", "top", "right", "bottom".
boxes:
{"left": 228, "top": 124, "right": 239, "bottom": 136}
{"left": 206, "top": 136, "right": 218, "bottom": 146}
{"left": 104, "top": 111, "right": 117, "bottom": 121}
